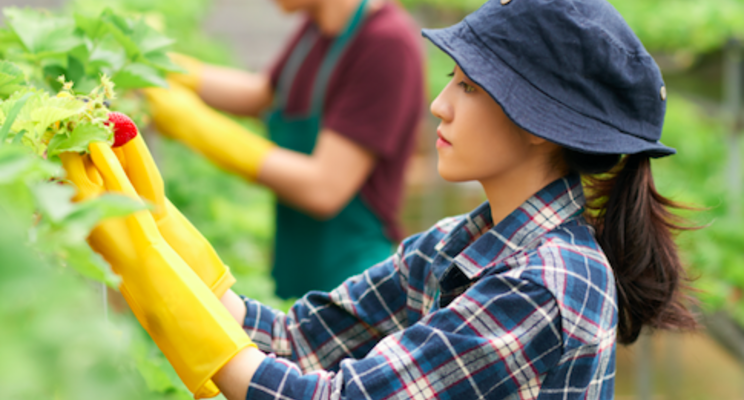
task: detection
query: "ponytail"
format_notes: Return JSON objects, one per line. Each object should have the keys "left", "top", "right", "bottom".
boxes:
{"left": 564, "top": 149, "right": 698, "bottom": 345}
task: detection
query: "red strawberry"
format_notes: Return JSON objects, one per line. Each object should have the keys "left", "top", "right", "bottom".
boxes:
{"left": 106, "top": 112, "right": 138, "bottom": 148}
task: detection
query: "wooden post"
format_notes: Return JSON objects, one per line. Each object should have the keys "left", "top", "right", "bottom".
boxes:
{"left": 665, "top": 332, "right": 682, "bottom": 400}
{"left": 637, "top": 331, "right": 653, "bottom": 400}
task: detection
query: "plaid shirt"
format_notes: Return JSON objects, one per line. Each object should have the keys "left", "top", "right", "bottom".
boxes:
{"left": 242, "top": 175, "right": 617, "bottom": 399}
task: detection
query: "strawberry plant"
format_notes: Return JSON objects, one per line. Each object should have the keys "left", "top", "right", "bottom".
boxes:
{"left": 0, "top": 1, "right": 284, "bottom": 396}
{"left": 0, "top": 4, "right": 203, "bottom": 396}
{"left": 0, "top": 7, "right": 181, "bottom": 93}
{"left": 0, "top": 62, "right": 141, "bottom": 280}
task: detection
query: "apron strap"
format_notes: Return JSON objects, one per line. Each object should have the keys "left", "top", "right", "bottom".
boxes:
{"left": 309, "top": 0, "right": 369, "bottom": 116}
{"left": 273, "top": 0, "right": 370, "bottom": 115}
{"left": 273, "top": 27, "right": 319, "bottom": 110}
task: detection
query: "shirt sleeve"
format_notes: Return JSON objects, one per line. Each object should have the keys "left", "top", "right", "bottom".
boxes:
{"left": 322, "top": 33, "right": 424, "bottom": 159}
{"left": 246, "top": 274, "right": 564, "bottom": 400}
{"left": 241, "top": 233, "right": 425, "bottom": 374}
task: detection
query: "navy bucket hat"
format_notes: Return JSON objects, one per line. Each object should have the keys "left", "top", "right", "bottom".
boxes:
{"left": 422, "top": 0, "right": 675, "bottom": 157}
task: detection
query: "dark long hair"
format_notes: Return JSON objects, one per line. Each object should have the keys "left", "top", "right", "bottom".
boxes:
{"left": 563, "top": 149, "right": 698, "bottom": 345}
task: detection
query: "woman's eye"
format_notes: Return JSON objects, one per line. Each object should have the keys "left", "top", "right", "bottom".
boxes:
{"left": 447, "top": 71, "right": 455, "bottom": 77}
{"left": 458, "top": 81, "right": 475, "bottom": 93}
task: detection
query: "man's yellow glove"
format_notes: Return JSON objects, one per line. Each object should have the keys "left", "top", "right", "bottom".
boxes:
{"left": 62, "top": 143, "right": 255, "bottom": 399}
{"left": 113, "top": 135, "right": 236, "bottom": 298}
{"left": 168, "top": 53, "right": 204, "bottom": 92}
{"left": 144, "top": 81, "right": 276, "bottom": 181}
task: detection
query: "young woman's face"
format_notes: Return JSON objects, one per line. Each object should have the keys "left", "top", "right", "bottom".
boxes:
{"left": 430, "top": 66, "right": 541, "bottom": 183}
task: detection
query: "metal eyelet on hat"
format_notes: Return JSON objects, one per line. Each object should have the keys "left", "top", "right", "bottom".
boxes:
{"left": 660, "top": 86, "right": 667, "bottom": 101}
{"left": 501, "top": 0, "right": 512, "bottom": 4}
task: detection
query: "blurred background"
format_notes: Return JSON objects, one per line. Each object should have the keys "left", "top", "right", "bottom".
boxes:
{"left": 0, "top": 0, "right": 743, "bottom": 399}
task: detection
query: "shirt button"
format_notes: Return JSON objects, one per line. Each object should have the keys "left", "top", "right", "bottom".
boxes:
{"left": 501, "top": 0, "right": 512, "bottom": 4}
{"left": 660, "top": 86, "right": 667, "bottom": 101}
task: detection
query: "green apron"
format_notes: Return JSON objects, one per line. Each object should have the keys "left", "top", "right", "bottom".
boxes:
{"left": 266, "top": 0, "right": 393, "bottom": 299}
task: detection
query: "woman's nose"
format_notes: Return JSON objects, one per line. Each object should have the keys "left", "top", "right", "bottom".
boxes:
{"left": 430, "top": 90, "right": 453, "bottom": 123}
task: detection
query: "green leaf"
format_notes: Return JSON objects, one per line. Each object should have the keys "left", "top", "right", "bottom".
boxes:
{"left": 11, "top": 130, "right": 26, "bottom": 145}
{"left": 0, "top": 61, "right": 26, "bottom": 93}
{"left": 131, "top": 19, "right": 175, "bottom": 55}
{"left": 100, "top": 10, "right": 140, "bottom": 59}
{"left": 3, "top": 8, "right": 83, "bottom": 56}
{"left": 101, "top": 9, "right": 133, "bottom": 35}
{"left": 142, "top": 51, "right": 185, "bottom": 73}
{"left": 131, "top": 338, "right": 192, "bottom": 398}
{"left": 0, "top": 146, "right": 58, "bottom": 184}
{"left": 73, "top": 12, "right": 109, "bottom": 40}
{"left": 0, "top": 92, "right": 32, "bottom": 144}
{"left": 134, "top": 347, "right": 177, "bottom": 393}
{"left": 0, "top": 148, "right": 34, "bottom": 184}
{"left": 66, "top": 55, "right": 86, "bottom": 85}
{"left": 31, "top": 182, "right": 76, "bottom": 223}
{"left": 42, "top": 63, "right": 67, "bottom": 92}
{"left": 62, "top": 193, "right": 146, "bottom": 240}
{"left": 112, "top": 63, "right": 167, "bottom": 89}
{"left": 47, "top": 121, "right": 112, "bottom": 157}
{"left": 89, "top": 41, "right": 127, "bottom": 73}
{"left": 24, "top": 94, "right": 87, "bottom": 138}
{"left": 0, "top": 27, "right": 22, "bottom": 55}
{"left": 63, "top": 242, "right": 121, "bottom": 288}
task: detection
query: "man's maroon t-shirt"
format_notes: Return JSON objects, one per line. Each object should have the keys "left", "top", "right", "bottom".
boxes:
{"left": 268, "top": 1, "right": 425, "bottom": 242}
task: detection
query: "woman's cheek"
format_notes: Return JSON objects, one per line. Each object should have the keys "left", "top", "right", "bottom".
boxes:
{"left": 436, "top": 146, "right": 458, "bottom": 181}
{"left": 437, "top": 145, "right": 473, "bottom": 182}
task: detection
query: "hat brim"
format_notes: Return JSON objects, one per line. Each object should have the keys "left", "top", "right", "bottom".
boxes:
{"left": 422, "top": 24, "right": 675, "bottom": 157}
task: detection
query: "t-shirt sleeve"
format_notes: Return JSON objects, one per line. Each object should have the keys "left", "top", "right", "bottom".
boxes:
{"left": 322, "top": 34, "right": 424, "bottom": 159}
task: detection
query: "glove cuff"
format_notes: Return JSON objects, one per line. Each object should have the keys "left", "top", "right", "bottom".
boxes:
{"left": 168, "top": 53, "right": 204, "bottom": 92}
{"left": 210, "top": 267, "right": 237, "bottom": 299}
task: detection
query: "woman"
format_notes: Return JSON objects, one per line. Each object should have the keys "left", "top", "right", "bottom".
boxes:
{"left": 70, "top": 0, "right": 696, "bottom": 398}
{"left": 146, "top": 0, "right": 425, "bottom": 298}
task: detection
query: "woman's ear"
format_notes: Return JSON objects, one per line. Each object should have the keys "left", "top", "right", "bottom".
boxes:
{"left": 523, "top": 130, "right": 548, "bottom": 146}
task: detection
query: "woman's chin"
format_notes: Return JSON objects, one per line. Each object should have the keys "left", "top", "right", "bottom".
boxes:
{"left": 437, "top": 163, "right": 469, "bottom": 183}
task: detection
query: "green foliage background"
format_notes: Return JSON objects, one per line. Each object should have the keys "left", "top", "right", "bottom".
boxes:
{"left": 0, "top": 1, "right": 281, "bottom": 397}
{"left": 1, "top": 0, "right": 743, "bottom": 398}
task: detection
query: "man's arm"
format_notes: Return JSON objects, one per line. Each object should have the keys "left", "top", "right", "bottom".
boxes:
{"left": 197, "top": 66, "right": 274, "bottom": 117}
{"left": 258, "top": 128, "right": 376, "bottom": 219}
{"left": 145, "top": 85, "right": 374, "bottom": 218}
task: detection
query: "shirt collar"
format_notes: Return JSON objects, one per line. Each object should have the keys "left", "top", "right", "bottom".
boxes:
{"left": 432, "top": 174, "right": 586, "bottom": 282}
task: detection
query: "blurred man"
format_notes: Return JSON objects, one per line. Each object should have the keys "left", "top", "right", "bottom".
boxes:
{"left": 146, "top": 0, "right": 425, "bottom": 298}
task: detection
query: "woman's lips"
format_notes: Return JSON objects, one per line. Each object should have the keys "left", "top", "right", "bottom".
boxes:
{"left": 436, "top": 130, "right": 452, "bottom": 148}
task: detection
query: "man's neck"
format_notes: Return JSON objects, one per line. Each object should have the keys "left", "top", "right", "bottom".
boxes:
{"left": 308, "top": 0, "right": 380, "bottom": 36}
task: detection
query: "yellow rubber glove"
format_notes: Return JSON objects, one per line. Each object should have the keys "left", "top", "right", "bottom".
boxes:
{"left": 168, "top": 53, "right": 204, "bottom": 92}
{"left": 144, "top": 81, "right": 276, "bottom": 181}
{"left": 60, "top": 152, "right": 138, "bottom": 273}
{"left": 62, "top": 144, "right": 255, "bottom": 399}
{"left": 113, "top": 135, "right": 236, "bottom": 298}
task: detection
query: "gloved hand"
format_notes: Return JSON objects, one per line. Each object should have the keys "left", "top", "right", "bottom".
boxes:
{"left": 168, "top": 53, "right": 204, "bottom": 92}
{"left": 61, "top": 143, "right": 255, "bottom": 399}
{"left": 144, "top": 81, "right": 276, "bottom": 181}
{"left": 113, "top": 135, "right": 236, "bottom": 298}
{"left": 60, "top": 151, "right": 138, "bottom": 272}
